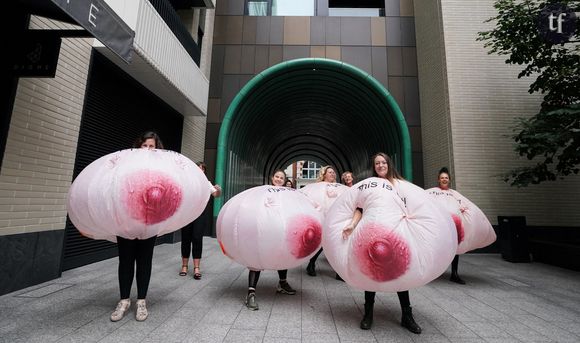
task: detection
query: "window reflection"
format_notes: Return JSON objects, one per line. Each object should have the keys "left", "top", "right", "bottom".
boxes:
{"left": 248, "top": 1, "right": 268, "bottom": 16}
{"left": 273, "top": 0, "right": 315, "bottom": 16}
{"left": 246, "top": 0, "right": 315, "bottom": 16}
{"left": 246, "top": 0, "right": 385, "bottom": 17}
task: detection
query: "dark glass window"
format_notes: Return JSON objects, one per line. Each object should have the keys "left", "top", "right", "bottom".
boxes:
{"left": 328, "top": 0, "right": 385, "bottom": 17}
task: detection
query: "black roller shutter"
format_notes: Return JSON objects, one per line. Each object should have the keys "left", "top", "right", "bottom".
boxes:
{"left": 62, "top": 51, "right": 184, "bottom": 271}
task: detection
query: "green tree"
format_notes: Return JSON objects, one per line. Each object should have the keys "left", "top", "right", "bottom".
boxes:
{"left": 478, "top": 0, "right": 580, "bottom": 186}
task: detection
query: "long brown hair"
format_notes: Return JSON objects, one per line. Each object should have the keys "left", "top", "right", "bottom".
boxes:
{"left": 371, "top": 152, "right": 403, "bottom": 182}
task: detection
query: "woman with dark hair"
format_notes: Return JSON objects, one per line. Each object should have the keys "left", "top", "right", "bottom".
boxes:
{"left": 436, "top": 167, "right": 466, "bottom": 285}
{"left": 341, "top": 153, "right": 421, "bottom": 333}
{"left": 245, "top": 169, "right": 297, "bottom": 310}
{"left": 133, "top": 131, "right": 163, "bottom": 150}
{"left": 179, "top": 161, "right": 221, "bottom": 279}
{"left": 284, "top": 179, "right": 294, "bottom": 188}
{"left": 110, "top": 131, "right": 164, "bottom": 322}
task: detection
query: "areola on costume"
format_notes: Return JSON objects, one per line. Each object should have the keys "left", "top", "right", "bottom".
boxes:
{"left": 122, "top": 171, "right": 183, "bottom": 225}
{"left": 426, "top": 187, "right": 496, "bottom": 254}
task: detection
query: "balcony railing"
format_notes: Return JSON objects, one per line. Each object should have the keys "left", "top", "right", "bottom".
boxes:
{"left": 147, "top": 0, "right": 201, "bottom": 66}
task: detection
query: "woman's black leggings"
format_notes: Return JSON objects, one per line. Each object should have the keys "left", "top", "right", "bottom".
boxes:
{"left": 364, "top": 290, "right": 411, "bottom": 308}
{"left": 117, "top": 236, "right": 156, "bottom": 299}
{"left": 451, "top": 255, "right": 459, "bottom": 273}
{"left": 181, "top": 220, "right": 203, "bottom": 259}
{"left": 248, "top": 270, "right": 288, "bottom": 290}
{"left": 309, "top": 248, "right": 323, "bottom": 264}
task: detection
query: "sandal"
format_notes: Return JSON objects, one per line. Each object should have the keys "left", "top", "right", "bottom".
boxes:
{"left": 193, "top": 267, "right": 202, "bottom": 280}
{"left": 179, "top": 265, "right": 188, "bottom": 276}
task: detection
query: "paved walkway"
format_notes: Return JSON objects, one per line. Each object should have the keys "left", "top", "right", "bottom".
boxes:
{"left": 1, "top": 238, "right": 579, "bottom": 343}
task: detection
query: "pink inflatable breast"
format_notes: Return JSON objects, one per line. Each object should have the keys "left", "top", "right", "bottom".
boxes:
{"left": 300, "top": 182, "right": 349, "bottom": 219}
{"left": 323, "top": 178, "right": 457, "bottom": 292}
{"left": 426, "top": 187, "right": 496, "bottom": 254}
{"left": 217, "top": 185, "right": 323, "bottom": 271}
{"left": 67, "top": 149, "right": 211, "bottom": 242}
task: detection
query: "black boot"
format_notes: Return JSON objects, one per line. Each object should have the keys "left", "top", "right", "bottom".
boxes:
{"left": 401, "top": 306, "right": 421, "bottom": 334}
{"left": 450, "top": 272, "right": 466, "bottom": 285}
{"left": 306, "top": 261, "right": 316, "bottom": 277}
{"left": 360, "top": 302, "right": 374, "bottom": 330}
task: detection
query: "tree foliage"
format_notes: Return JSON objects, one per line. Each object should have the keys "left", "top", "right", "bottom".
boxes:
{"left": 477, "top": 0, "right": 580, "bottom": 186}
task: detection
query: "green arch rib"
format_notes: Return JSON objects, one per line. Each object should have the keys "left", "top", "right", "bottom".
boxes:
{"left": 214, "top": 58, "right": 412, "bottom": 217}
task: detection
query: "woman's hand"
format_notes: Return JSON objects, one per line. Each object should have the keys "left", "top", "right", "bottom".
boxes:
{"left": 342, "top": 225, "right": 355, "bottom": 240}
{"left": 342, "top": 209, "right": 362, "bottom": 240}
{"left": 212, "top": 184, "right": 222, "bottom": 197}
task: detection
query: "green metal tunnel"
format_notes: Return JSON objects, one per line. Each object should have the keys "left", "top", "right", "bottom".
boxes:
{"left": 214, "top": 58, "right": 412, "bottom": 217}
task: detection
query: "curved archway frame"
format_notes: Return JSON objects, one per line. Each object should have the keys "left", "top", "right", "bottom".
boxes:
{"left": 214, "top": 58, "right": 412, "bottom": 216}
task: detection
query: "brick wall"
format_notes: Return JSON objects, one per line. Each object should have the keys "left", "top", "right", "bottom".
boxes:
{"left": 0, "top": 17, "right": 92, "bottom": 236}
{"left": 417, "top": 0, "right": 580, "bottom": 226}
{"left": 414, "top": 0, "right": 453, "bottom": 191}
{"left": 181, "top": 116, "right": 208, "bottom": 164}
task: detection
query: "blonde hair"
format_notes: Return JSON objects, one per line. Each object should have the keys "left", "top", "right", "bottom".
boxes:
{"left": 316, "top": 165, "right": 336, "bottom": 182}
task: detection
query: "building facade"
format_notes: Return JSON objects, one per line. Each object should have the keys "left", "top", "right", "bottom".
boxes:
{"left": 414, "top": 0, "right": 580, "bottom": 227}
{"left": 206, "top": 0, "right": 423, "bottom": 209}
{"left": 1, "top": 0, "right": 216, "bottom": 295}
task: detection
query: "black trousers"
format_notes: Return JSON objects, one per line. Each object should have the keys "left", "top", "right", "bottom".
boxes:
{"left": 364, "top": 290, "right": 411, "bottom": 308}
{"left": 182, "top": 207, "right": 210, "bottom": 259}
{"left": 248, "top": 270, "right": 288, "bottom": 290}
{"left": 117, "top": 236, "right": 156, "bottom": 299}
{"left": 181, "top": 220, "right": 203, "bottom": 259}
{"left": 451, "top": 255, "right": 460, "bottom": 273}
{"left": 309, "top": 248, "right": 323, "bottom": 264}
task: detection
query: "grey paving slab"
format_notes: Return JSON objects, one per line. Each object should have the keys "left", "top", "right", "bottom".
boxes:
{"left": 490, "top": 320, "right": 555, "bottom": 342}
{"left": 263, "top": 338, "right": 300, "bottom": 343}
{"left": 55, "top": 312, "right": 134, "bottom": 343}
{"left": 513, "top": 314, "right": 579, "bottom": 343}
{"left": 223, "top": 328, "right": 265, "bottom": 343}
{"left": 552, "top": 320, "right": 580, "bottom": 335}
{"left": 483, "top": 339, "right": 522, "bottom": 343}
{"left": 448, "top": 339, "right": 487, "bottom": 343}
{"left": 301, "top": 332, "right": 340, "bottom": 343}
{"left": 265, "top": 313, "right": 301, "bottom": 339}
{"left": 181, "top": 324, "right": 230, "bottom": 343}
{"left": 410, "top": 333, "right": 451, "bottom": 342}
{"left": 462, "top": 322, "right": 514, "bottom": 339}
{"left": 373, "top": 328, "right": 415, "bottom": 343}
{"left": 1, "top": 241, "right": 579, "bottom": 343}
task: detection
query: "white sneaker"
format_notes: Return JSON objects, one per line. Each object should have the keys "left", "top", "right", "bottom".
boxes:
{"left": 110, "top": 299, "right": 131, "bottom": 322}
{"left": 136, "top": 299, "right": 148, "bottom": 321}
